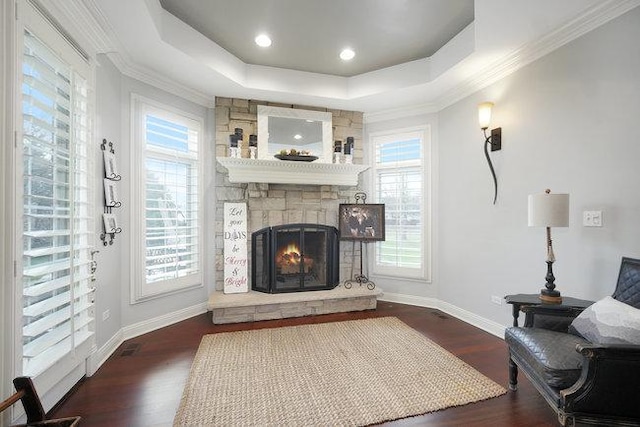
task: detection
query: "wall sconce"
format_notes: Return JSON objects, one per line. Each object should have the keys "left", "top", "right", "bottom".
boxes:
{"left": 528, "top": 189, "right": 570, "bottom": 303}
{"left": 478, "top": 102, "right": 502, "bottom": 204}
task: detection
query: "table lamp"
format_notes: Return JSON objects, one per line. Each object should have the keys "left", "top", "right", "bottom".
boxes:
{"left": 528, "top": 189, "right": 569, "bottom": 303}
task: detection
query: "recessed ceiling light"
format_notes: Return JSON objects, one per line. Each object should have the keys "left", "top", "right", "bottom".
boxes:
{"left": 340, "top": 48, "right": 355, "bottom": 61}
{"left": 255, "top": 34, "right": 272, "bottom": 47}
{"left": 293, "top": 134, "right": 302, "bottom": 140}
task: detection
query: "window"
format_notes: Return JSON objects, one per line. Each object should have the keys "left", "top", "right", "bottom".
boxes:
{"left": 19, "top": 12, "right": 94, "bottom": 380}
{"left": 370, "top": 127, "right": 430, "bottom": 280}
{"left": 131, "top": 96, "right": 203, "bottom": 301}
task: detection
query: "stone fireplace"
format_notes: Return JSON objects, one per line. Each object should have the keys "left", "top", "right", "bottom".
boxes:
{"left": 252, "top": 224, "right": 339, "bottom": 293}
{"left": 214, "top": 97, "right": 364, "bottom": 291}
{"left": 209, "top": 98, "right": 380, "bottom": 325}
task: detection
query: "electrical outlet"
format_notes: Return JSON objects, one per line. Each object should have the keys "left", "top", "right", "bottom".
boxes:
{"left": 102, "top": 309, "right": 110, "bottom": 321}
{"left": 583, "top": 211, "right": 603, "bottom": 227}
{"left": 491, "top": 295, "right": 502, "bottom": 305}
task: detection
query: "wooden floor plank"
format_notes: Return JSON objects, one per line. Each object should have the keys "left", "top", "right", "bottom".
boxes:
{"left": 49, "top": 302, "right": 558, "bottom": 426}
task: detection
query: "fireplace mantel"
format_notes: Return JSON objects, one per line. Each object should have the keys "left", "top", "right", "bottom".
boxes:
{"left": 217, "top": 157, "right": 370, "bottom": 186}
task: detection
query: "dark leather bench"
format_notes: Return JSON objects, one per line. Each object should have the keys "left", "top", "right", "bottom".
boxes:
{"left": 505, "top": 257, "right": 640, "bottom": 426}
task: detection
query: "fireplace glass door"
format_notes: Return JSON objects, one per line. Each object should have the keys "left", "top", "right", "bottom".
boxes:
{"left": 252, "top": 224, "right": 339, "bottom": 293}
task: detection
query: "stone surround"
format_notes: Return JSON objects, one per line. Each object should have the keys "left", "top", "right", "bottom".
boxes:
{"left": 214, "top": 97, "right": 365, "bottom": 291}
{"left": 208, "top": 286, "right": 381, "bottom": 324}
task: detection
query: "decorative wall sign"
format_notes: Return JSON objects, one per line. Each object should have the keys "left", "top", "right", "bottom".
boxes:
{"left": 223, "top": 202, "right": 249, "bottom": 293}
{"left": 103, "top": 179, "right": 118, "bottom": 207}
{"left": 103, "top": 150, "right": 121, "bottom": 181}
{"left": 102, "top": 213, "right": 121, "bottom": 234}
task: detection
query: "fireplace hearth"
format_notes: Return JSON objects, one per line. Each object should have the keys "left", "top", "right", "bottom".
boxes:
{"left": 252, "top": 223, "right": 339, "bottom": 293}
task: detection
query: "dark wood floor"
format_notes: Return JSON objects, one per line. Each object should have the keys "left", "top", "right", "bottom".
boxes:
{"left": 50, "top": 302, "right": 559, "bottom": 426}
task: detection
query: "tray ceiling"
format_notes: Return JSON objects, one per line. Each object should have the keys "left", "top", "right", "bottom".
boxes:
{"left": 79, "top": 0, "right": 639, "bottom": 113}
{"left": 159, "top": 0, "right": 474, "bottom": 77}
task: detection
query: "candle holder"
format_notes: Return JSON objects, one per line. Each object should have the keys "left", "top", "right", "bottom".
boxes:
{"left": 333, "top": 140, "right": 342, "bottom": 164}
{"left": 344, "top": 137, "right": 354, "bottom": 164}
{"left": 234, "top": 128, "right": 244, "bottom": 158}
{"left": 229, "top": 134, "right": 240, "bottom": 158}
{"left": 249, "top": 135, "right": 257, "bottom": 159}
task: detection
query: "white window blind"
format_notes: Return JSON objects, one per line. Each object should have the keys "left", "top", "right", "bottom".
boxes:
{"left": 21, "top": 27, "right": 94, "bottom": 377}
{"left": 372, "top": 129, "right": 427, "bottom": 278}
{"left": 132, "top": 97, "right": 202, "bottom": 300}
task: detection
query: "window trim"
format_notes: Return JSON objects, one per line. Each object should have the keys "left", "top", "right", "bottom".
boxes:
{"left": 130, "top": 94, "right": 204, "bottom": 303}
{"left": 368, "top": 125, "right": 432, "bottom": 282}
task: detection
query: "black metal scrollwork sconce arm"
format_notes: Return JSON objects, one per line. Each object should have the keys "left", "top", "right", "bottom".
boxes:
{"left": 478, "top": 102, "right": 502, "bottom": 205}
{"left": 483, "top": 128, "right": 499, "bottom": 205}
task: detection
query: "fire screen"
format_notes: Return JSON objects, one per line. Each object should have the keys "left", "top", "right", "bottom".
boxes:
{"left": 252, "top": 224, "right": 339, "bottom": 293}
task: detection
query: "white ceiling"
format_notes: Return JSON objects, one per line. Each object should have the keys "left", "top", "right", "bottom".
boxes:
{"left": 76, "top": 0, "right": 639, "bottom": 114}
{"left": 158, "top": 0, "right": 474, "bottom": 77}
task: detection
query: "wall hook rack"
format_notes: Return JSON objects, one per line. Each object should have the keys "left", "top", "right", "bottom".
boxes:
{"left": 100, "top": 139, "right": 122, "bottom": 246}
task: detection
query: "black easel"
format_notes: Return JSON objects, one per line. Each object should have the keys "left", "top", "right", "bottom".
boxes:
{"left": 344, "top": 192, "right": 375, "bottom": 290}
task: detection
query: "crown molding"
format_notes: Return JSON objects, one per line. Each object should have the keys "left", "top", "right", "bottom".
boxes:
{"left": 44, "top": 0, "right": 640, "bottom": 114}
{"left": 44, "top": 0, "right": 214, "bottom": 108}
{"left": 50, "top": 0, "right": 115, "bottom": 54}
{"left": 434, "top": 0, "right": 640, "bottom": 110}
{"left": 107, "top": 52, "right": 214, "bottom": 108}
{"left": 364, "top": 103, "right": 438, "bottom": 124}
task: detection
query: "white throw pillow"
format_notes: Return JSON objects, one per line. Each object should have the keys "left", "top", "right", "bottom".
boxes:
{"left": 569, "top": 296, "right": 640, "bottom": 345}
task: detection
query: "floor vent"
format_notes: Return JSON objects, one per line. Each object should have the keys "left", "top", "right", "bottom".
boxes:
{"left": 119, "top": 343, "right": 141, "bottom": 357}
{"left": 431, "top": 311, "right": 449, "bottom": 320}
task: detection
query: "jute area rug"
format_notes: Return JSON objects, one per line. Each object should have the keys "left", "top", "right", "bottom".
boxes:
{"left": 173, "top": 316, "right": 506, "bottom": 426}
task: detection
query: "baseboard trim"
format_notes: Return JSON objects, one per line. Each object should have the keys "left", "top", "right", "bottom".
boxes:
{"left": 86, "top": 330, "right": 122, "bottom": 376}
{"left": 121, "top": 302, "right": 208, "bottom": 340}
{"left": 379, "top": 292, "right": 506, "bottom": 339}
{"left": 436, "top": 300, "right": 506, "bottom": 339}
{"left": 87, "top": 302, "right": 208, "bottom": 376}
{"left": 378, "top": 292, "right": 439, "bottom": 309}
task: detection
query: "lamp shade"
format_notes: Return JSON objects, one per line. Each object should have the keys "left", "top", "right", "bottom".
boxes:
{"left": 528, "top": 192, "right": 569, "bottom": 227}
{"left": 478, "top": 102, "right": 493, "bottom": 129}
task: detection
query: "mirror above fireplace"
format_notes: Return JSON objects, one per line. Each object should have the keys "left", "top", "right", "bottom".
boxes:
{"left": 257, "top": 105, "right": 333, "bottom": 163}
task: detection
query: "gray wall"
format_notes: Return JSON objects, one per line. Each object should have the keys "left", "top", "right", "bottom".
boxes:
{"left": 364, "top": 112, "right": 440, "bottom": 298}
{"left": 92, "top": 54, "right": 213, "bottom": 347}
{"left": 436, "top": 7, "right": 640, "bottom": 325}
{"left": 93, "top": 55, "right": 123, "bottom": 347}
{"left": 118, "top": 73, "right": 212, "bottom": 327}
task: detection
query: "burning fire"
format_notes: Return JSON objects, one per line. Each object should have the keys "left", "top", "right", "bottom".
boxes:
{"left": 280, "top": 243, "right": 301, "bottom": 264}
{"left": 276, "top": 242, "right": 313, "bottom": 273}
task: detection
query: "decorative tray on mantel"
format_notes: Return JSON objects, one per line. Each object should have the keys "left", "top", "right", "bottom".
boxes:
{"left": 274, "top": 154, "right": 318, "bottom": 162}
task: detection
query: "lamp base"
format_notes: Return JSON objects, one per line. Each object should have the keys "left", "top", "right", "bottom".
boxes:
{"left": 539, "top": 289, "right": 562, "bottom": 304}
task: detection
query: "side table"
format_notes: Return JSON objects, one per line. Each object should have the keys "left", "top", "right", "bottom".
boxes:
{"left": 504, "top": 293, "right": 594, "bottom": 327}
